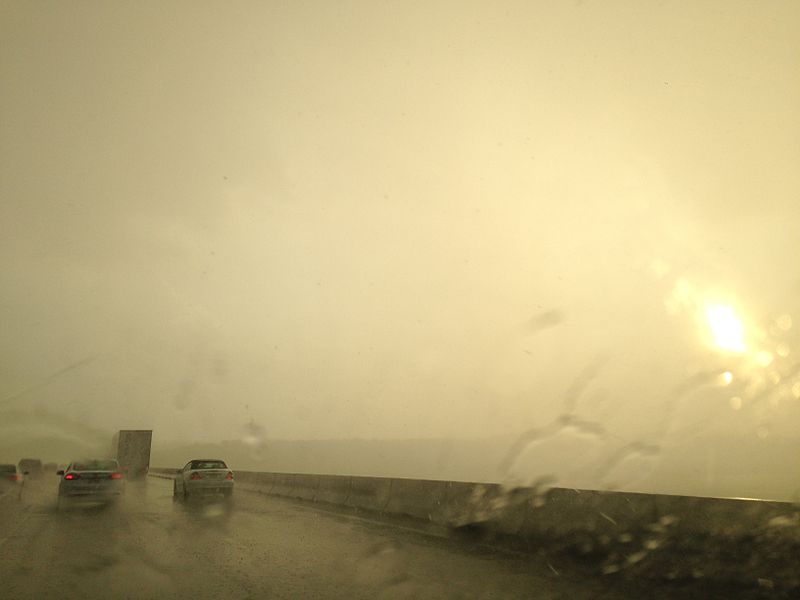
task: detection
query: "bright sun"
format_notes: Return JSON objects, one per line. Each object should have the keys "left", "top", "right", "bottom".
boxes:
{"left": 705, "top": 304, "right": 746, "bottom": 352}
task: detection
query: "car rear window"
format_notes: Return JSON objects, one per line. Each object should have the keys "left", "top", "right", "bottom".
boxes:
{"left": 72, "top": 460, "right": 119, "bottom": 471}
{"left": 0, "top": 464, "right": 16, "bottom": 473}
{"left": 190, "top": 460, "right": 227, "bottom": 470}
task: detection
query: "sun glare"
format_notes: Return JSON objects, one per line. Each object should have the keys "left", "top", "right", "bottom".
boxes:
{"left": 705, "top": 304, "right": 746, "bottom": 352}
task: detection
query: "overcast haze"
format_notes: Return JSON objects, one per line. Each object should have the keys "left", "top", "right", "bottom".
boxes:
{"left": 2, "top": 1, "right": 800, "bottom": 493}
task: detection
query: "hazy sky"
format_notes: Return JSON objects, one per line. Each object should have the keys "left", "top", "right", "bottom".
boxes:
{"left": 2, "top": 1, "right": 799, "bottom": 452}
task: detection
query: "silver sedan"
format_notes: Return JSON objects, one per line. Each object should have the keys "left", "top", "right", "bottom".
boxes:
{"left": 173, "top": 459, "right": 234, "bottom": 502}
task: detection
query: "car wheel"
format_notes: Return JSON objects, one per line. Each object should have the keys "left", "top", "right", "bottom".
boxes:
{"left": 172, "top": 481, "right": 180, "bottom": 502}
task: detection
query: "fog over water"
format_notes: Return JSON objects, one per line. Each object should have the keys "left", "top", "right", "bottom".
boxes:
{"left": 2, "top": 1, "right": 800, "bottom": 497}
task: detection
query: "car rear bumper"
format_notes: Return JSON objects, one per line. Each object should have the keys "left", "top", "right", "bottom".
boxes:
{"left": 185, "top": 481, "right": 234, "bottom": 495}
{"left": 59, "top": 484, "right": 125, "bottom": 497}
{"left": 61, "top": 489, "right": 124, "bottom": 495}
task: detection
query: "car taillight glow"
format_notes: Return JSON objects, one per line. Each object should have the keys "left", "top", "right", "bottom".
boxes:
{"left": 225, "top": 472, "right": 234, "bottom": 480}
{"left": 111, "top": 472, "right": 124, "bottom": 479}
{"left": 7, "top": 474, "right": 21, "bottom": 481}
{"left": 190, "top": 472, "right": 202, "bottom": 480}
{"left": 64, "top": 473, "right": 79, "bottom": 480}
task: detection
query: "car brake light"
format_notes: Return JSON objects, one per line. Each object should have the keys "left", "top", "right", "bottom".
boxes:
{"left": 111, "top": 472, "right": 124, "bottom": 479}
{"left": 7, "top": 474, "right": 21, "bottom": 481}
{"left": 190, "top": 472, "right": 202, "bottom": 480}
{"left": 64, "top": 473, "right": 79, "bottom": 480}
{"left": 225, "top": 472, "right": 234, "bottom": 480}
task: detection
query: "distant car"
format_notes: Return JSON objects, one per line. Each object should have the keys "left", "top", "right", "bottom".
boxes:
{"left": 57, "top": 459, "right": 125, "bottom": 508}
{"left": 173, "top": 459, "right": 234, "bottom": 502}
{"left": 0, "top": 464, "right": 25, "bottom": 499}
{"left": 18, "top": 458, "right": 42, "bottom": 479}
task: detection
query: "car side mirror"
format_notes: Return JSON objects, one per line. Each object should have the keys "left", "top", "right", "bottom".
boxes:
{"left": 56, "top": 470, "right": 64, "bottom": 475}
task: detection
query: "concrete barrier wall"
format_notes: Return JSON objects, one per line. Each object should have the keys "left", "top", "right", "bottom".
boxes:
{"left": 270, "top": 472, "right": 296, "bottom": 497}
{"left": 235, "top": 471, "right": 275, "bottom": 494}
{"left": 150, "top": 466, "right": 798, "bottom": 538}
{"left": 148, "top": 467, "right": 179, "bottom": 479}
{"left": 149, "top": 466, "right": 800, "bottom": 589}
{"left": 291, "top": 473, "right": 321, "bottom": 501}
{"left": 314, "top": 474, "right": 351, "bottom": 504}
{"left": 519, "top": 487, "right": 656, "bottom": 540}
{"left": 385, "top": 478, "right": 447, "bottom": 522}
{"left": 343, "top": 476, "right": 393, "bottom": 512}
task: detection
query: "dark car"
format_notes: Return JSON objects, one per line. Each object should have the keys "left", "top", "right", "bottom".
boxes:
{"left": 57, "top": 459, "right": 126, "bottom": 509}
{"left": 1, "top": 464, "right": 26, "bottom": 499}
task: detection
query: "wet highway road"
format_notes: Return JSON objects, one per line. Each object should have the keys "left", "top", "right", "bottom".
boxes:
{"left": 0, "top": 477, "right": 698, "bottom": 599}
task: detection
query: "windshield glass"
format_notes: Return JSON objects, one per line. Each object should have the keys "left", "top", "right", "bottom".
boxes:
{"left": 1, "top": 1, "right": 799, "bottom": 598}
{"left": 190, "top": 460, "right": 227, "bottom": 470}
